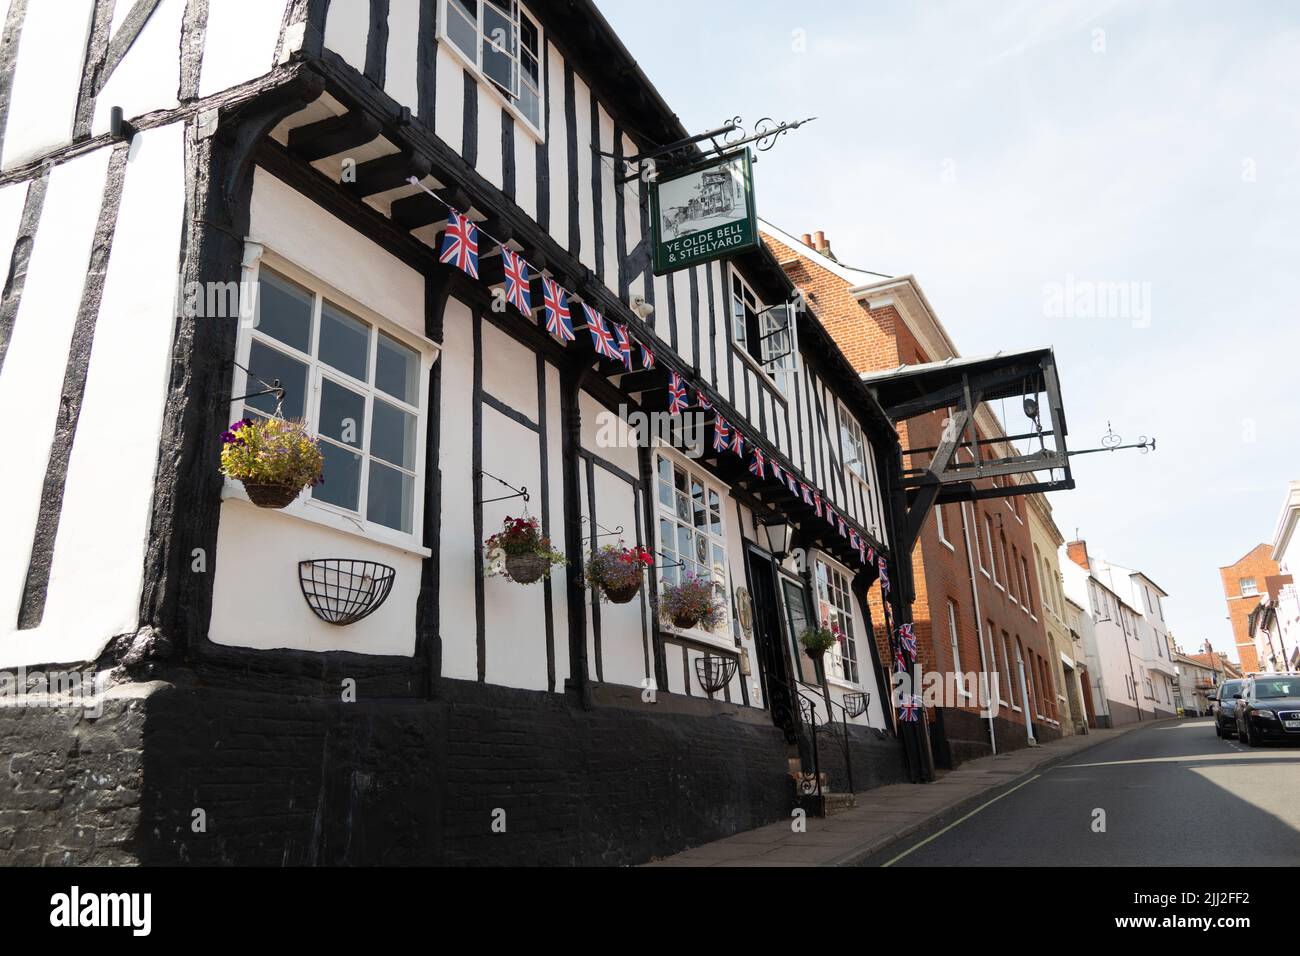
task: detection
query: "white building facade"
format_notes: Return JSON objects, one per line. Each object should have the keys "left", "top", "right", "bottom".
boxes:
{"left": 0, "top": 0, "right": 925, "bottom": 865}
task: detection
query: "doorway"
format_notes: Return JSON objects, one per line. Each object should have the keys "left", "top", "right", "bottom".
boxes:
{"left": 745, "top": 544, "right": 798, "bottom": 739}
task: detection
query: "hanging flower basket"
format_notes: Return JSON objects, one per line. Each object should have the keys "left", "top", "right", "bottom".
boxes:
{"left": 659, "top": 572, "right": 725, "bottom": 631}
{"left": 242, "top": 481, "right": 305, "bottom": 509}
{"left": 585, "top": 542, "right": 653, "bottom": 604}
{"left": 504, "top": 552, "right": 551, "bottom": 584}
{"left": 800, "top": 625, "right": 837, "bottom": 660}
{"left": 485, "top": 516, "right": 565, "bottom": 584}
{"left": 220, "top": 417, "right": 323, "bottom": 510}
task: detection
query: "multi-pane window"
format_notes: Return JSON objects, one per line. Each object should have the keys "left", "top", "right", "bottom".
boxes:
{"left": 839, "top": 407, "right": 868, "bottom": 483}
{"left": 241, "top": 266, "right": 423, "bottom": 535}
{"left": 815, "top": 559, "right": 860, "bottom": 684}
{"left": 1239, "top": 577, "right": 1258, "bottom": 597}
{"left": 730, "top": 267, "right": 795, "bottom": 395}
{"left": 443, "top": 0, "right": 543, "bottom": 132}
{"left": 655, "top": 454, "right": 729, "bottom": 636}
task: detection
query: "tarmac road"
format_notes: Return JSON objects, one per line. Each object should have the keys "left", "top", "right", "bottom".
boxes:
{"left": 864, "top": 717, "right": 1300, "bottom": 866}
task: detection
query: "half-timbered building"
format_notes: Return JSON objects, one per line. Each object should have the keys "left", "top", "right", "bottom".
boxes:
{"left": 0, "top": 0, "right": 926, "bottom": 865}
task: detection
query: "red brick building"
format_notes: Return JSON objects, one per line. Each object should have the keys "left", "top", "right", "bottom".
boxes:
{"left": 1219, "top": 544, "right": 1280, "bottom": 672}
{"left": 762, "top": 223, "right": 1061, "bottom": 761}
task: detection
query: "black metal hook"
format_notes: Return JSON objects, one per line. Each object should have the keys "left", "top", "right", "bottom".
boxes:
{"left": 230, "top": 359, "right": 285, "bottom": 415}
{"left": 477, "top": 470, "right": 530, "bottom": 506}
{"left": 581, "top": 516, "right": 624, "bottom": 540}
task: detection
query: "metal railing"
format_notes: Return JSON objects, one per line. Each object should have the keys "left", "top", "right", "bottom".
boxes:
{"left": 795, "top": 682, "right": 856, "bottom": 794}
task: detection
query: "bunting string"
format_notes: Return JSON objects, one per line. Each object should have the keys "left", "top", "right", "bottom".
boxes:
{"left": 405, "top": 175, "right": 882, "bottom": 569}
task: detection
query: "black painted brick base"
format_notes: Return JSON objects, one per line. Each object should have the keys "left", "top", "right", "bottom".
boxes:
{"left": 5, "top": 677, "right": 908, "bottom": 866}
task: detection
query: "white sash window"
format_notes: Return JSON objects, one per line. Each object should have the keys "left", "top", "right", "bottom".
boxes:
{"left": 815, "top": 558, "right": 860, "bottom": 684}
{"left": 654, "top": 453, "right": 731, "bottom": 639}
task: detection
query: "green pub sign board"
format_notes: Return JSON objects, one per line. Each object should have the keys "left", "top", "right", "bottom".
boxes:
{"left": 650, "top": 149, "right": 759, "bottom": 275}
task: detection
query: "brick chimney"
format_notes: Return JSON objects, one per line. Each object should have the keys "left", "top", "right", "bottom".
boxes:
{"left": 812, "top": 229, "right": 837, "bottom": 262}
{"left": 800, "top": 233, "right": 813, "bottom": 247}
{"left": 1066, "top": 540, "right": 1090, "bottom": 570}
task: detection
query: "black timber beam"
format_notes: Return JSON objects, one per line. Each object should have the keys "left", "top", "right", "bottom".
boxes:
{"left": 288, "top": 111, "right": 382, "bottom": 161}
{"left": 344, "top": 149, "right": 432, "bottom": 197}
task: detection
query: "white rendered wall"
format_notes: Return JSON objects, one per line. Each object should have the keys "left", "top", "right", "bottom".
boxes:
{"left": 0, "top": 146, "right": 112, "bottom": 666}
{"left": 199, "top": 0, "right": 288, "bottom": 99}
{"left": 39, "top": 124, "right": 187, "bottom": 654}
{"left": 1, "top": 0, "right": 95, "bottom": 170}
{"left": 91, "top": 0, "right": 185, "bottom": 135}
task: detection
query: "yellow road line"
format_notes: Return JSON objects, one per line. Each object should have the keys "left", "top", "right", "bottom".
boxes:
{"left": 881, "top": 774, "right": 1042, "bottom": 867}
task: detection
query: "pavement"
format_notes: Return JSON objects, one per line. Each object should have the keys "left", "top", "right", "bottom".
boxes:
{"left": 644, "top": 715, "right": 1300, "bottom": 867}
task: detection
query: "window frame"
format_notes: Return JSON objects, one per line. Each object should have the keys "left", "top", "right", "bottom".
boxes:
{"left": 814, "top": 555, "right": 862, "bottom": 687}
{"left": 230, "top": 252, "right": 435, "bottom": 555}
{"left": 653, "top": 450, "right": 734, "bottom": 647}
{"left": 728, "top": 264, "right": 796, "bottom": 397}
{"left": 1239, "top": 577, "right": 1258, "bottom": 597}
{"left": 439, "top": 0, "right": 546, "bottom": 139}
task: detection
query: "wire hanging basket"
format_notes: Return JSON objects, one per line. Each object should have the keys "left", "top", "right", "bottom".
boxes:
{"left": 843, "top": 692, "right": 869, "bottom": 718}
{"left": 298, "top": 559, "right": 396, "bottom": 626}
{"left": 695, "top": 655, "right": 738, "bottom": 695}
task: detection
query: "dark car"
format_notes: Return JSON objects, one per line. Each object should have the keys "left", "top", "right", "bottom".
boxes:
{"left": 1211, "top": 679, "right": 1246, "bottom": 737}
{"left": 1234, "top": 674, "right": 1300, "bottom": 746}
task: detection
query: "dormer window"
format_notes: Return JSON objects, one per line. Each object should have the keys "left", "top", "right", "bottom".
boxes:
{"left": 442, "top": 0, "right": 543, "bottom": 134}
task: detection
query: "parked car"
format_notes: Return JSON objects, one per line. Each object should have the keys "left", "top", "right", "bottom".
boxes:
{"left": 1234, "top": 674, "right": 1300, "bottom": 747}
{"left": 1210, "top": 679, "right": 1246, "bottom": 738}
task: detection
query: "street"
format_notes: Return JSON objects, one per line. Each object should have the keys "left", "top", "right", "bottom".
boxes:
{"left": 866, "top": 718, "right": 1300, "bottom": 866}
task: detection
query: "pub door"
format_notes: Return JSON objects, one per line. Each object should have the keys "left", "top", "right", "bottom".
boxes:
{"left": 745, "top": 544, "right": 800, "bottom": 743}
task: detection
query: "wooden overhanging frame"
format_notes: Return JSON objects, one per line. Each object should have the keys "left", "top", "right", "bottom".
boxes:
{"left": 862, "top": 348, "right": 1074, "bottom": 555}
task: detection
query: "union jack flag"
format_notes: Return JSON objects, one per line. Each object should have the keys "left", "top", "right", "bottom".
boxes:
{"left": 866, "top": 546, "right": 876, "bottom": 565}
{"left": 825, "top": 505, "right": 837, "bottom": 529}
{"left": 500, "top": 248, "right": 531, "bottom": 316}
{"left": 786, "top": 472, "right": 798, "bottom": 495}
{"left": 696, "top": 390, "right": 712, "bottom": 411}
{"left": 541, "top": 277, "right": 574, "bottom": 342}
{"left": 667, "top": 372, "right": 688, "bottom": 415}
{"left": 897, "top": 694, "right": 922, "bottom": 723}
{"left": 712, "top": 415, "right": 730, "bottom": 453}
{"left": 897, "top": 622, "right": 917, "bottom": 659}
{"left": 813, "top": 492, "right": 822, "bottom": 518}
{"left": 894, "top": 646, "right": 907, "bottom": 673}
{"left": 729, "top": 428, "right": 744, "bottom": 456}
{"left": 439, "top": 208, "right": 479, "bottom": 278}
{"left": 749, "top": 447, "right": 766, "bottom": 478}
{"left": 858, "top": 537, "right": 868, "bottom": 564}
{"left": 640, "top": 344, "right": 654, "bottom": 370}
{"left": 771, "top": 461, "right": 783, "bottom": 483}
{"left": 614, "top": 323, "right": 634, "bottom": 371}
{"left": 878, "top": 556, "right": 890, "bottom": 596}
{"left": 800, "top": 483, "right": 813, "bottom": 506}
{"left": 837, "top": 516, "right": 848, "bottom": 537}
{"left": 849, "top": 529, "right": 860, "bottom": 550}
{"left": 583, "top": 304, "right": 619, "bottom": 361}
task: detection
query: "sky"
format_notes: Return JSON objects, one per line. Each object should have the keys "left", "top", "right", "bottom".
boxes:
{"left": 597, "top": 0, "right": 1300, "bottom": 661}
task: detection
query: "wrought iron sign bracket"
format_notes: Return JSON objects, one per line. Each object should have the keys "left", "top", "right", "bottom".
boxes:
{"left": 613, "top": 115, "right": 816, "bottom": 183}
{"left": 1067, "top": 422, "right": 1156, "bottom": 457}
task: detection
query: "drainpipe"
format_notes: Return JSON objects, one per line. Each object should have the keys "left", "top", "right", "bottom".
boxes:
{"left": 959, "top": 501, "right": 996, "bottom": 754}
